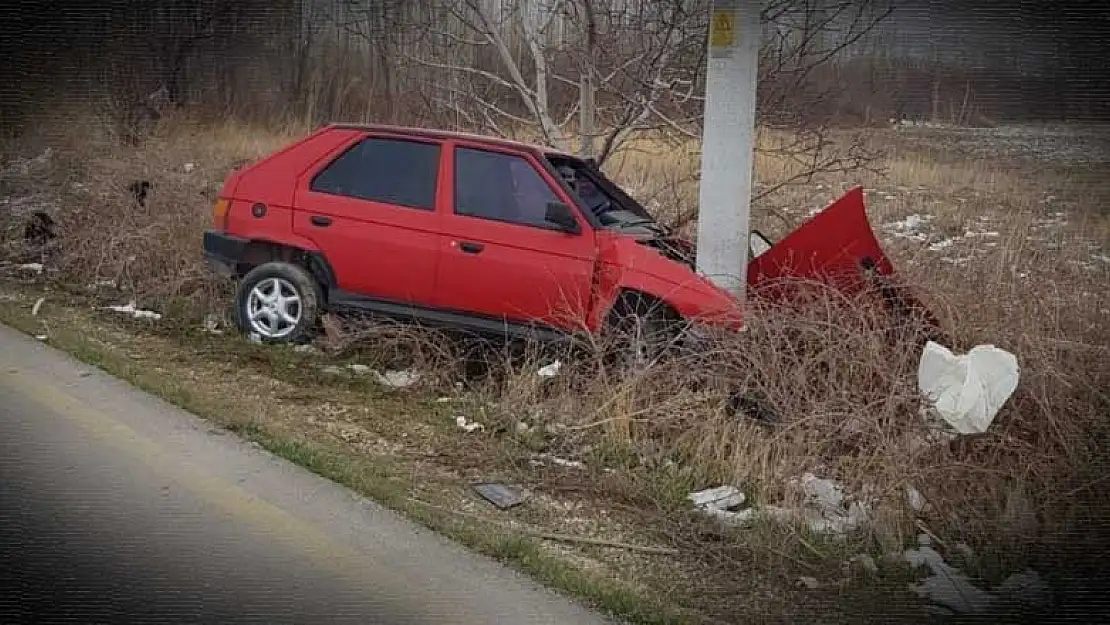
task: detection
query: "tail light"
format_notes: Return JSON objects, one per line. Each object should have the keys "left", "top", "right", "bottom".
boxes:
{"left": 211, "top": 198, "right": 231, "bottom": 230}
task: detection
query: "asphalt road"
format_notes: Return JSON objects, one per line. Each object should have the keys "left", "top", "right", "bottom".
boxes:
{"left": 0, "top": 323, "right": 612, "bottom": 625}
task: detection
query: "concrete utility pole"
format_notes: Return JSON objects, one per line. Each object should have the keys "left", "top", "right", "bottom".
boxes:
{"left": 695, "top": 0, "right": 761, "bottom": 303}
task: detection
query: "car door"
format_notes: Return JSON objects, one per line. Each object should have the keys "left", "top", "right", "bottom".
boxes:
{"left": 432, "top": 143, "right": 597, "bottom": 331}
{"left": 293, "top": 134, "right": 445, "bottom": 306}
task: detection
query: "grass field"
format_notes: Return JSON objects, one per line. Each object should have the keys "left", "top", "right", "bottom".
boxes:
{"left": 2, "top": 110, "right": 1108, "bottom": 623}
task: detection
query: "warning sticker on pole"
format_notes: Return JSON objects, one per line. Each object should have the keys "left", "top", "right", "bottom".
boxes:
{"left": 710, "top": 0, "right": 739, "bottom": 59}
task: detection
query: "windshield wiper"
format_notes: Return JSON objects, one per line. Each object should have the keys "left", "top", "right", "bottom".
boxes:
{"left": 616, "top": 218, "right": 666, "bottom": 231}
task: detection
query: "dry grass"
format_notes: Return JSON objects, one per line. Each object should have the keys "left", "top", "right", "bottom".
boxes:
{"left": 3, "top": 107, "right": 1109, "bottom": 617}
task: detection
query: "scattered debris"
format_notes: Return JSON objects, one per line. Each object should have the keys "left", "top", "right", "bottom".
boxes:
{"left": 516, "top": 421, "right": 534, "bottom": 434}
{"left": 105, "top": 301, "right": 162, "bottom": 321}
{"left": 472, "top": 483, "right": 527, "bottom": 509}
{"left": 688, "top": 486, "right": 755, "bottom": 525}
{"left": 883, "top": 214, "right": 934, "bottom": 242}
{"left": 34, "top": 334, "right": 47, "bottom": 341}
{"left": 320, "top": 365, "right": 346, "bottom": 376}
{"left": 904, "top": 544, "right": 996, "bottom": 614}
{"left": 917, "top": 341, "right": 1020, "bottom": 435}
{"left": 531, "top": 453, "right": 585, "bottom": 469}
{"left": 906, "top": 485, "right": 927, "bottom": 513}
{"left": 537, "top": 360, "right": 562, "bottom": 378}
{"left": 689, "top": 486, "right": 746, "bottom": 509}
{"left": 183, "top": 162, "right": 196, "bottom": 173}
{"left": 374, "top": 369, "right": 420, "bottom": 388}
{"left": 455, "top": 415, "right": 485, "bottom": 433}
{"left": 688, "top": 475, "right": 874, "bottom": 535}
{"left": 797, "top": 576, "right": 820, "bottom": 590}
{"left": 347, "top": 363, "right": 372, "bottom": 375}
{"left": 202, "top": 314, "right": 222, "bottom": 334}
{"left": 16, "top": 263, "right": 44, "bottom": 274}
{"left": 790, "top": 473, "right": 872, "bottom": 534}
{"left": 31, "top": 297, "right": 44, "bottom": 317}
{"left": 292, "top": 343, "right": 317, "bottom": 354}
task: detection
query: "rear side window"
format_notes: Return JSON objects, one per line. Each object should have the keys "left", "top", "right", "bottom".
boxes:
{"left": 310, "top": 137, "right": 440, "bottom": 210}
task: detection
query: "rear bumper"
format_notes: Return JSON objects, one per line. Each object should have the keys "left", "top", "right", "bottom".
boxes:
{"left": 203, "top": 230, "right": 249, "bottom": 278}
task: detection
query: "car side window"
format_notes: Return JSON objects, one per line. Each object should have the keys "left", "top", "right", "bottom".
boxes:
{"left": 311, "top": 137, "right": 440, "bottom": 210}
{"left": 454, "top": 147, "right": 562, "bottom": 229}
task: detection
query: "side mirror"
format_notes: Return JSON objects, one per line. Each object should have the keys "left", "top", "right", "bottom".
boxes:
{"left": 749, "top": 230, "right": 773, "bottom": 258}
{"left": 545, "top": 201, "right": 581, "bottom": 233}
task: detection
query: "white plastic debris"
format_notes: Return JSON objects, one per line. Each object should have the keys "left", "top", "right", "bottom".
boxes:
{"left": 906, "top": 485, "right": 927, "bottom": 513}
{"left": 904, "top": 545, "right": 996, "bottom": 614}
{"left": 455, "top": 415, "right": 485, "bottom": 433}
{"left": 105, "top": 301, "right": 162, "bottom": 321}
{"left": 31, "top": 297, "right": 44, "bottom": 317}
{"left": 183, "top": 162, "right": 196, "bottom": 173}
{"left": 203, "top": 314, "right": 222, "bottom": 334}
{"left": 374, "top": 369, "right": 420, "bottom": 388}
{"left": 688, "top": 486, "right": 754, "bottom": 525}
{"left": 795, "top": 473, "right": 872, "bottom": 534}
{"left": 689, "top": 486, "right": 746, "bottom": 510}
{"left": 917, "top": 341, "right": 1020, "bottom": 435}
{"left": 17, "top": 263, "right": 44, "bottom": 274}
{"left": 34, "top": 334, "right": 47, "bottom": 341}
{"left": 531, "top": 453, "right": 585, "bottom": 469}
{"left": 797, "top": 576, "right": 820, "bottom": 589}
{"left": 347, "top": 363, "right": 372, "bottom": 375}
{"left": 537, "top": 360, "right": 562, "bottom": 378}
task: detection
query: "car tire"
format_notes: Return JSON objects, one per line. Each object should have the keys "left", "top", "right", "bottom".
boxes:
{"left": 606, "top": 293, "right": 680, "bottom": 374}
{"left": 234, "top": 261, "right": 321, "bottom": 344}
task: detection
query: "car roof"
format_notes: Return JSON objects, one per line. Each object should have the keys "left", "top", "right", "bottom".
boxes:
{"left": 326, "top": 123, "right": 576, "bottom": 160}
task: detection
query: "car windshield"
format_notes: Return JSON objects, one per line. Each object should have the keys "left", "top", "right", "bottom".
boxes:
{"left": 547, "top": 156, "right": 664, "bottom": 233}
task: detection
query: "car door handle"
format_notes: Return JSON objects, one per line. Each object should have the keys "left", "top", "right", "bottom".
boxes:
{"left": 310, "top": 215, "right": 332, "bottom": 227}
{"left": 458, "top": 241, "right": 484, "bottom": 254}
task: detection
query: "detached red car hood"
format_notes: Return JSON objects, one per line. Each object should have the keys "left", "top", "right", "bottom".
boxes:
{"left": 749, "top": 186, "right": 891, "bottom": 292}
{"left": 747, "top": 186, "right": 940, "bottom": 329}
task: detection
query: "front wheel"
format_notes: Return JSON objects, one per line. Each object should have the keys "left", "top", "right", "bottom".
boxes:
{"left": 233, "top": 261, "right": 321, "bottom": 344}
{"left": 605, "top": 294, "right": 681, "bottom": 374}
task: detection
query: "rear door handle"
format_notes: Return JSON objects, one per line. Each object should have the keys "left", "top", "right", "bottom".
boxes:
{"left": 310, "top": 215, "right": 332, "bottom": 227}
{"left": 458, "top": 241, "right": 484, "bottom": 254}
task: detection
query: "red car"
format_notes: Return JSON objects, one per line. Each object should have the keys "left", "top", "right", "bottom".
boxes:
{"left": 203, "top": 123, "right": 921, "bottom": 353}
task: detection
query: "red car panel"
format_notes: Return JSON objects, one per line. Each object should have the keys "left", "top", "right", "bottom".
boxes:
{"left": 432, "top": 140, "right": 598, "bottom": 330}
{"left": 291, "top": 133, "right": 448, "bottom": 305}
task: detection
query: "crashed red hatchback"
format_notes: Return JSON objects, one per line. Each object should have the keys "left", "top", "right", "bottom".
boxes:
{"left": 202, "top": 123, "right": 926, "bottom": 349}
